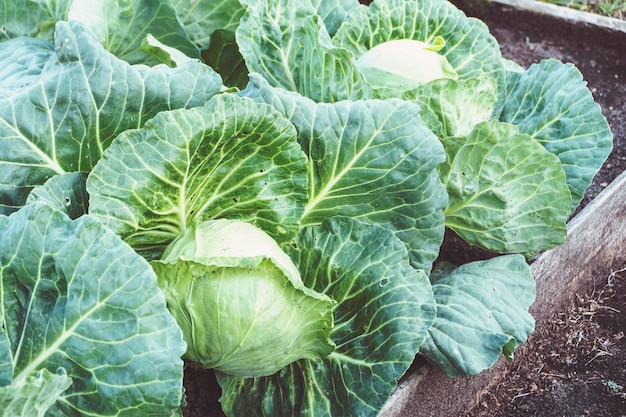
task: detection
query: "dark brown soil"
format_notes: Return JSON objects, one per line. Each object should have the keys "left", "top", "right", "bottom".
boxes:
{"left": 182, "top": 2, "right": 626, "bottom": 416}
{"left": 182, "top": 364, "right": 225, "bottom": 417}
{"left": 467, "top": 265, "right": 626, "bottom": 417}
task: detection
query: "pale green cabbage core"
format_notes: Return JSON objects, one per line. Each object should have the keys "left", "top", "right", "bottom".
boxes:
{"left": 152, "top": 219, "right": 335, "bottom": 377}
{"left": 356, "top": 38, "right": 458, "bottom": 91}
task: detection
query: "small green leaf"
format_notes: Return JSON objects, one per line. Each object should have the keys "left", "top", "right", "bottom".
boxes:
{"left": 26, "top": 172, "right": 89, "bottom": 219}
{"left": 406, "top": 77, "right": 499, "bottom": 138}
{"left": 441, "top": 120, "right": 571, "bottom": 255}
{"left": 421, "top": 255, "right": 535, "bottom": 377}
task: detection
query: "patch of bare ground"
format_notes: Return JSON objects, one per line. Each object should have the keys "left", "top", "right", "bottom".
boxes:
{"left": 468, "top": 265, "right": 626, "bottom": 417}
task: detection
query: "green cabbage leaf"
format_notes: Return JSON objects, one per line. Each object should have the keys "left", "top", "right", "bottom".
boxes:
{"left": 421, "top": 255, "right": 536, "bottom": 377}
{"left": 0, "top": 202, "right": 186, "bottom": 416}
{"left": 497, "top": 59, "right": 613, "bottom": 211}
{"left": 0, "top": 21, "right": 222, "bottom": 215}
{"left": 88, "top": 93, "right": 308, "bottom": 259}
{"left": 439, "top": 120, "right": 571, "bottom": 255}
{"left": 236, "top": 0, "right": 372, "bottom": 102}
{"left": 403, "top": 77, "right": 499, "bottom": 139}
{"left": 0, "top": 369, "right": 72, "bottom": 417}
{"left": 243, "top": 74, "right": 447, "bottom": 272}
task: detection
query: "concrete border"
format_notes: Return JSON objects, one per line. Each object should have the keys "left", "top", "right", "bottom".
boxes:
{"left": 489, "top": 0, "right": 626, "bottom": 34}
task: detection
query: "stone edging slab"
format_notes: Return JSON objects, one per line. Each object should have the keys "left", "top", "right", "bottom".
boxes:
{"left": 492, "top": 0, "right": 626, "bottom": 34}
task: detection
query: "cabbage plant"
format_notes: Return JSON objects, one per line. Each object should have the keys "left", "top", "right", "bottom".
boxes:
{"left": 152, "top": 219, "right": 335, "bottom": 377}
{"left": 0, "top": 0, "right": 614, "bottom": 416}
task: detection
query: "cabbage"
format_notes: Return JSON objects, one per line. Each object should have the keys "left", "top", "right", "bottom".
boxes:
{"left": 151, "top": 219, "right": 335, "bottom": 377}
{"left": 355, "top": 38, "right": 458, "bottom": 92}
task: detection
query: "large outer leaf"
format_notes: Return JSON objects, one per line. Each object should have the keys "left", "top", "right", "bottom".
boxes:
{"left": 236, "top": 0, "right": 372, "bottom": 102}
{"left": 421, "top": 255, "right": 535, "bottom": 377}
{"left": 2, "top": 0, "right": 199, "bottom": 64}
{"left": 0, "top": 21, "right": 222, "bottom": 215}
{"left": 217, "top": 217, "right": 436, "bottom": 417}
{"left": 88, "top": 94, "right": 308, "bottom": 259}
{"left": 333, "top": 0, "right": 505, "bottom": 101}
{"left": 0, "top": 202, "right": 186, "bottom": 415}
{"left": 497, "top": 59, "right": 613, "bottom": 211}
{"left": 244, "top": 74, "right": 447, "bottom": 272}
{"left": 440, "top": 120, "right": 571, "bottom": 255}
{"left": 0, "top": 38, "right": 53, "bottom": 100}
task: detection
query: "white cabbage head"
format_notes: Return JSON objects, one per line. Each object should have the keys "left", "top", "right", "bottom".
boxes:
{"left": 356, "top": 38, "right": 458, "bottom": 92}
{"left": 152, "top": 219, "right": 335, "bottom": 377}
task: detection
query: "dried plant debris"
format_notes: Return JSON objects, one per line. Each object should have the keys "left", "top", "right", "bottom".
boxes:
{"left": 469, "top": 265, "right": 626, "bottom": 417}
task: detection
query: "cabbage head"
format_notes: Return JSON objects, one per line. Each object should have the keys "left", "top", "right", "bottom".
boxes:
{"left": 355, "top": 38, "right": 458, "bottom": 92}
{"left": 151, "top": 219, "right": 335, "bottom": 377}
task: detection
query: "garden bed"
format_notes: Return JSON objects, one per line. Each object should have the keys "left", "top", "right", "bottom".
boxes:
{"left": 2, "top": 1, "right": 622, "bottom": 416}
{"left": 379, "top": 1, "right": 626, "bottom": 416}
{"left": 180, "top": 2, "right": 626, "bottom": 416}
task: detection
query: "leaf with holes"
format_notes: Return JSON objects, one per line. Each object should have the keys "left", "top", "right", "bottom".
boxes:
{"left": 88, "top": 93, "right": 308, "bottom": 259}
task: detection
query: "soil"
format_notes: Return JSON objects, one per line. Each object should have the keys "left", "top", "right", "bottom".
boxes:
{"left": 467, "top": 264, "right": 626, "bottom": 417}
{"left": 181, "top": 2, "right": 626, "bottom": 416}
{"left": 182, "top": 364, "right": 225, "bottom": 417}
